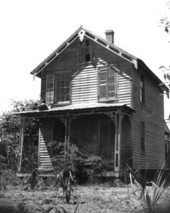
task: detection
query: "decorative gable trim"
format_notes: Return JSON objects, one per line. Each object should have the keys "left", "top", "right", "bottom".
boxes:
{"left": 31, "top": 26, "right": 137, "bottom": 77}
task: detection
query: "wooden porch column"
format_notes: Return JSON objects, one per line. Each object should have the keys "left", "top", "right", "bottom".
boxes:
{"left": 18, "top": 118, "right": 25, "bottom": 173}
{"left": 114, "top": 110, "right": 122, "bottom": 177}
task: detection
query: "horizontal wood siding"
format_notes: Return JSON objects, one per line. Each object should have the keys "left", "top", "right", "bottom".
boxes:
{"left": 72, "top": 65, "right": 98, "bottom": 103}
{"left": 39, "top": 119, "right": 53, "bottom": 171}
{"left": 117, "top": 68, "right": 132, "bottom": 107}
{"left": 132, "top": 65, "right": 165, "bottom": 169}
{"left": 41, "top": 38, "right": 133, "bottom": 106}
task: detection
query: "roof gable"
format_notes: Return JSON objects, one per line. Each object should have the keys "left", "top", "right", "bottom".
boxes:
{"left": 31, "top": 26, "right": 137, "bottom": 77}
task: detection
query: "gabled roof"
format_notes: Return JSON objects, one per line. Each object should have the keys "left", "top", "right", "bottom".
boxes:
{"left": 30, "top": 26, "right": 168, "bottom": 92}
{"left": 31, "top": 25, "right": 138, "bottom": 77}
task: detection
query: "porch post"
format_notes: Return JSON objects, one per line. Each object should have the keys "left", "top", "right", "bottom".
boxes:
{"left": 64, "top": 117, "right": 67, "bottom": 161}
{"left": 18, "top": 118, "right": 25, "bottom": 173}
{"left": 67, "top": 117, "right": 71, "bottom": 159}
{"left": 114, "top": 110, "right": 122, "bottom": 177}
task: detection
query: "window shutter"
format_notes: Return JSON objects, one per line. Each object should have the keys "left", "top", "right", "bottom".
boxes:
{"left": 98, "top": 67, "right": 117, "bottom": 101}
{"left": 108, "top": 68, "right": 116, "bottom": 99}
{"left": 99, "top": 68, "right": 107, "bottom": 100}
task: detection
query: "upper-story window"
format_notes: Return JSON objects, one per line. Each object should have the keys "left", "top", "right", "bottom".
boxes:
{"left": 45, "top": 72, "right": 71, "bottom": 105}
{"left": 98, "top": 67, "right": 118, "bottom": 101}
{"left": 46, "top": 74, "right": 54, "bottom": 104}
{"left": 140, "top": 74, "right": 145, "bottom": 103}
{"left": 55, "top": 72, "right": 71, "bottom": 104}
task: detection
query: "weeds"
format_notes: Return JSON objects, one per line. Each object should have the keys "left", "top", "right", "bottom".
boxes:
{"left": 127, "top": 163, "right": 169, "bottom": 212}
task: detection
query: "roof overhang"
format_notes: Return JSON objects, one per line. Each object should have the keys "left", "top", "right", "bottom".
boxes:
{"left": 31, "top": 26, "right": 138, "bottom": 78}
{"left": 14, "top": 103, "right": 135, "bottom": 118}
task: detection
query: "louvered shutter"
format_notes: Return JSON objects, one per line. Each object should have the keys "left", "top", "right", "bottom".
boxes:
{"left": 99, "top": 68, "right": 107, "bottom": 101}
{"left": 108, "top": 68, "right": 116, "bottom": 100}
{"left": 98, "top": 67, "right": 117, "bottom": 101}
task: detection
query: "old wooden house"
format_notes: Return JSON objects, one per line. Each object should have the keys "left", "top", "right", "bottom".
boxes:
{"left": 16, "top": 26, "right": 169, "bottom": 177}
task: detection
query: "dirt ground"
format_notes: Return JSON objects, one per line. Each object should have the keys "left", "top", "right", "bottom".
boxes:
{"left": 1, "top": 184, "right": 170, "bottom": 213}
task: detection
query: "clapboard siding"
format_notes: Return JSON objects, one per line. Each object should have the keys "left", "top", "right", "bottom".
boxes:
{"left": 38, "top": 119, "right": 53, "bottom": 171}
{"left": 132, "top": 64, "right": 165, "bottom": 169}
{"left": 41, "top": 38, "right": 133, "bottom": 106}
{"left": 72, "top": 65, "right": 98, "bottom": 103}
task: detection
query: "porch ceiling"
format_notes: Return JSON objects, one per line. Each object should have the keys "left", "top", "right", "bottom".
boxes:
{"left": 14, "top": 103, "right": 135, "bottom": 118}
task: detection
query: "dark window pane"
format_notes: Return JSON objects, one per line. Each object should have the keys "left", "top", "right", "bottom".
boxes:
{"left": 46, "top": 74, "right": 54, "bottom": 89}
{"left": 99, "top": 72, "right": 107, "bottom": 82}
{"left": 100, "top": 85, "right": 107, "bottom": 99}
{"left": 108, "top": 84, "right": 115, "bottom": 92}
{"left": 108, "top": 91, "right": 115, "bottom": 98}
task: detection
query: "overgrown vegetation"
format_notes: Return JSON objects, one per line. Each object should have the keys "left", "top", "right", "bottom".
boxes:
{"left": 127, "top": 163, "right": 170, "bottom": 212}
{"left": 0, "top": 99, "right": 39, "bottom": 173}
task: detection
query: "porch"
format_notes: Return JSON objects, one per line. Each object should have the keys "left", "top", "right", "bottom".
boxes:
{"left": 16, "top": 103, "right": 134, "bottom": 177}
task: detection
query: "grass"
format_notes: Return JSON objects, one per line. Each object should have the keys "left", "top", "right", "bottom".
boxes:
{"left": 0, "top": 185, "right": 148, "bottom": 213}
{"left": 0, "top": 174, "right": 170, "bottom": 212}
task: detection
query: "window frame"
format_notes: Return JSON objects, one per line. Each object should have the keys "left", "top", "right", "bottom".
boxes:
{"left": 140, "top": 74, "right": 145, "bottom": 104}
{"left": 54, "top": 71, "right": 71, "bottom": 105}
{"left": 98, "top": 66, "right": 118, "bottom": 102}
{"left": 45, "top": 71, "right": 71, "bottom": 105}
{"left": 45, "top": 74, "right": 54, "bottom": 104}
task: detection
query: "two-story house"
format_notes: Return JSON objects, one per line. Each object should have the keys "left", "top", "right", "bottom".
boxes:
{"left": 16, "top": 26, "right": 168, "bottom": 177}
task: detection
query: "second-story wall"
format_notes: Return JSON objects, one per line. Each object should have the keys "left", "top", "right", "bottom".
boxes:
{"left": 40, "top": 38, "right": 133, "bottom": 107}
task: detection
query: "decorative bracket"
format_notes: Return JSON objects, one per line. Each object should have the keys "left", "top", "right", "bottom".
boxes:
{"left": 78, "top": 29, "right": 85, "bottom": 42}
{"left": 105, "top": 112, "right": 116, "bottom": 123}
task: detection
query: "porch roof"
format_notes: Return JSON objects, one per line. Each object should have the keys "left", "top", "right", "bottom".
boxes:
{"left": 14, "top": 103, "right": 135, "bottom": 118}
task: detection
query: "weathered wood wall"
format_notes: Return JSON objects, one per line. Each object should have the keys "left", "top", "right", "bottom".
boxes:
{"left": 38, "top": 36, "right": 165, "bottom": 172}
{"left": 41, "top": 39, "right": 133, "bottom": 107}
{"left": 132, "top": 64, "right": 165, "bottom": 169}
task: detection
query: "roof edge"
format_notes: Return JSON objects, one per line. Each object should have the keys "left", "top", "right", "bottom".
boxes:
{"left": 30, "top": 26, "right": 138, "bottom": 77}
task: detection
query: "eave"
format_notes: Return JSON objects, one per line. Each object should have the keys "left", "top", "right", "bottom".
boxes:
{"left": 14, "top": 103, "right": 135, "bottom": 118}
{"left": 138, "top": 59, "right": 169, "bottom": 92}
{"left": 30, "top": 26, "right": 138, "bottom": 78}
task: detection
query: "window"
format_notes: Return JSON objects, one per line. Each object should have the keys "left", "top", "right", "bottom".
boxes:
{"left": 45, "top": 72, "right": 71, "bottom": 105}
{"left": 140, "top": 75, "right": 145, "bottom": 103}
{"left": 46, "top": 74, "right": 54, "bottom": 104}
{"left": 55, "top": 72, "right": 71, "bottom": 104}
{"left": 98, "top": 67, "right": 118, "bottom": 101}
{"left": 141, "top": 121, "right": 145, "bottom": 153}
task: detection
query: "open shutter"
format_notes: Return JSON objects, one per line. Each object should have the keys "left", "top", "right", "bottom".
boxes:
{"left": 108, "top": 68, "right": 116, "bottom": 100}
{"left": 46, "top": 74, "right": 54, "bottom": 104}
{"left": 99, "top": 68, "right": 107, "bottom": 101}
{"left": 98, "top": 67, "right": 117, "bottom": 101}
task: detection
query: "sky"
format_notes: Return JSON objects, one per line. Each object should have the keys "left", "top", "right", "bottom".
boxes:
{"left": 0, "top": 0, "right": 170, "bottom": 121}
